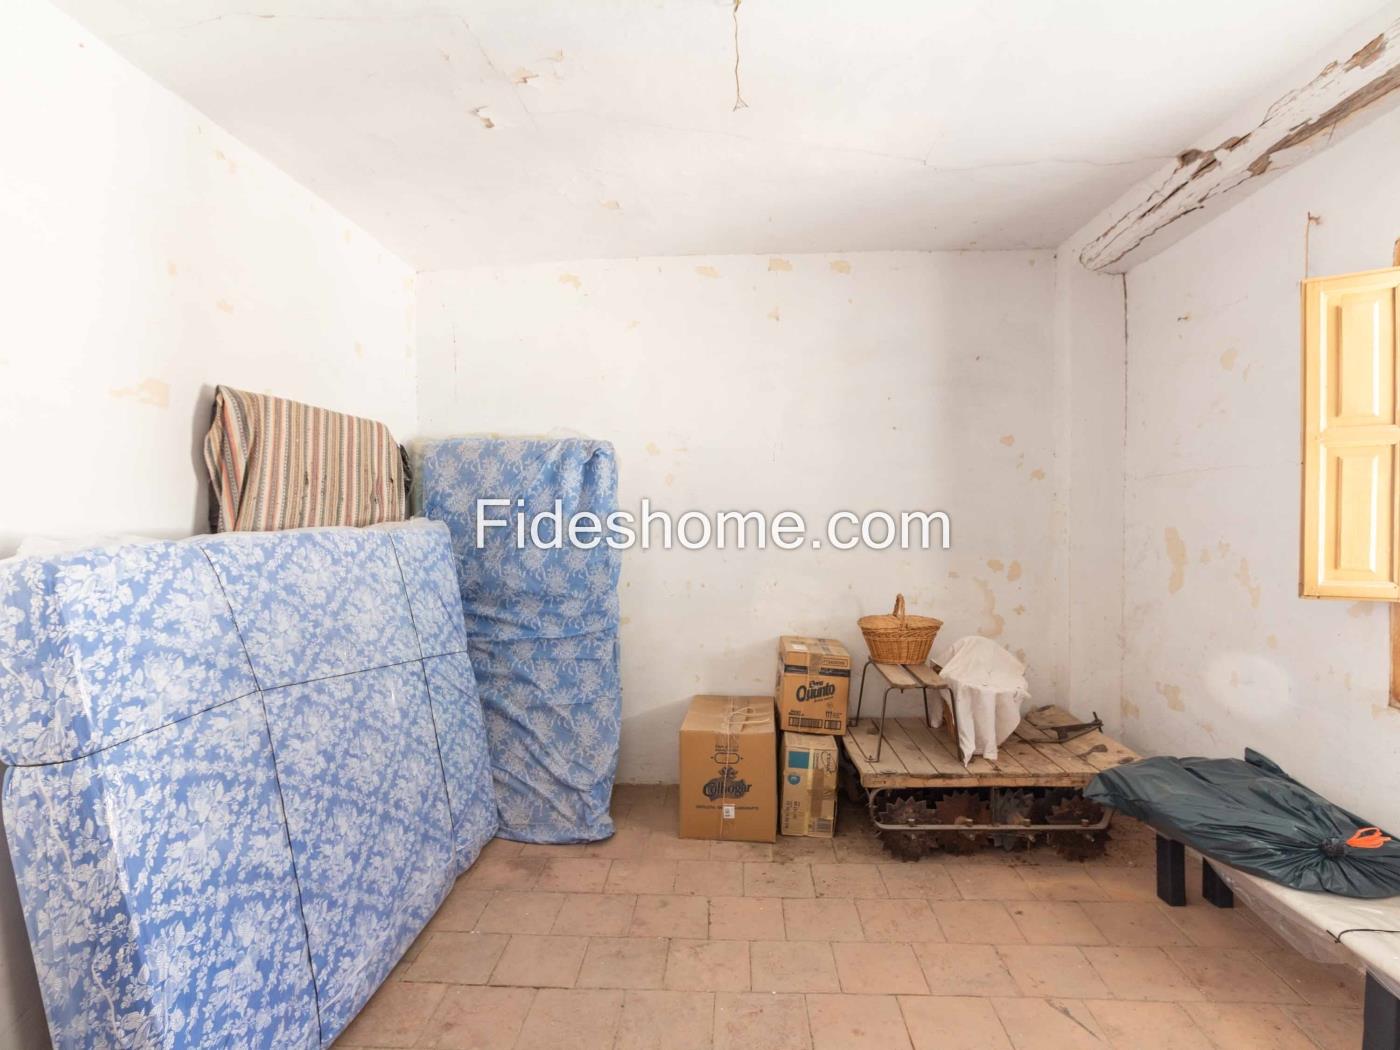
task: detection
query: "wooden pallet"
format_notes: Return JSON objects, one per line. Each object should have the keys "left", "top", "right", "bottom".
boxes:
{"left": 842, "top": 704, "right": 1140, "bottom": 790}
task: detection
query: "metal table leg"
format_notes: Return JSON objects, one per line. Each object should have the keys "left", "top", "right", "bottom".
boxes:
{"left": 1156, "top": 835, "right": 1186, "bottom": 907}
{"left": 873, "top": 686, "right": 895, "bottom": 762}
{"left": 1365, "top": 973, "right": 1400, "bottom": 1050}
{"left": 1202, "top": 859, "right": 1234, "bottom": 908}
{"left": 852, "top": 660, "right": 872, "bottom": 725}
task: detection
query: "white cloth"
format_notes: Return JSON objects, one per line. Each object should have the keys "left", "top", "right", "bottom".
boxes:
{"left": 933, "top": 636, "right": 1029, "bottom": 765}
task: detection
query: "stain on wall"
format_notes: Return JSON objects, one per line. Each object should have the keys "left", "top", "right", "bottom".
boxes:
{"left": 108, "top": 377, "right": 170, "bottom": 408}
{"left": 1121, "top": 104, "right": 1400, "bottom": 831}
{"left": 1164, "top": 526, "right": 1187, "bottom": 593}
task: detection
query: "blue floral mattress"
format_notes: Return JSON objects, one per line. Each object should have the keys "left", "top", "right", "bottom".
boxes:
{"left": 0, "top": 520, "right": 498, "bottom": 1049}
{"left": 417, "top": 438, "right": 621, "bottom": 843}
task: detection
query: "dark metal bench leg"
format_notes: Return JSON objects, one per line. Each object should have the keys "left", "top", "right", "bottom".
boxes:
{"left": 853, "top": 661, "right": 871, "bottom": 725}
{"left": 1201, "top": 859, "right": 1233, "bottom": 908}
{"left": 1156, "top": 835, "right": 1186, "bottom": 907}
{"left": 873, "top": 687, "right": 894, "bottom": 762}
{"left": 1364, "top": 973, "right": 1400, "bottom": 1050}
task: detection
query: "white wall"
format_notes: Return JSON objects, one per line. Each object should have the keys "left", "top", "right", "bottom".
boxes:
{"left": 417, "top": 251, "right": 1060, "bottom": 782}
{"left": 1052, "top": 252, "right": 1128, "bottom": 737}
{"left": 1120, "top": 105, "right": 1400, "bottom": 831}
{"left": 0, "top": 3, "right": 419, "bottom": 1045}
{"left": 0, "top": 0, "right": 418, "bottom": 559}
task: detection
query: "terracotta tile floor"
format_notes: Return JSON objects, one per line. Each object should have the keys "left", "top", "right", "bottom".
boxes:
{"left": 333, "top": 784, "right": 1364, "bottom": 1049}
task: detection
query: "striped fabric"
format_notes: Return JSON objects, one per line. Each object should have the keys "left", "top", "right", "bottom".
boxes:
{"left": 203, "top": 386, "right": 407, "bottom": 533}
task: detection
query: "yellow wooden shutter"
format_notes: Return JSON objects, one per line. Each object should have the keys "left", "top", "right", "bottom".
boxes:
{"left": 1301, "top": 266, "right": 1400, "bottom": 599}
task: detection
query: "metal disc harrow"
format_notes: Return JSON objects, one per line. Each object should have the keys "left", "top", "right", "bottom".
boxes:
{"left": 870, "top": 786, "right": 1111, "bottom": 861}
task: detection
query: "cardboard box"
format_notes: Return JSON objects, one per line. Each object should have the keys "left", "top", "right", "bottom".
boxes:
{"left": 780, "top": 732, "right": 839, "bottom": 837}
{"left": 776, "top": 636, "right": 851, "bottom": 735}
{"left": 678, "top": 696, "right": 777, "bottom": 843}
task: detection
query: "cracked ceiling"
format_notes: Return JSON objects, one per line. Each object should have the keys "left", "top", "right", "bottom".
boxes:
{"left": 52, "top": 0, "right": 1391, "bottom": 270}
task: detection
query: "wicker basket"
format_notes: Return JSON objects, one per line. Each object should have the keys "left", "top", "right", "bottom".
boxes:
{"left": 858, "top": 594, "right": 942, "bottom": 664}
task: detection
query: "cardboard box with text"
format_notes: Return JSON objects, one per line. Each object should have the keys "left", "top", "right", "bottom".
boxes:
{"left": 678, "top": 695, "right": 777, "bottom": 843}
{"left": 776, "top": 636, "right": 851, "bottom": 735}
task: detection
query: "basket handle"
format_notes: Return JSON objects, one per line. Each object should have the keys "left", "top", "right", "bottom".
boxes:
{"left": 892, "top": 593, "right": 906, "bottom": 621}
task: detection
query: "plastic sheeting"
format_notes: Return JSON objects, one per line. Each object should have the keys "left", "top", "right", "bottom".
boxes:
{"left": 417, "top": 437, "right": 621, "bottom": 843}
{"left": 0, "top": 520, "right": 497, "bottom": 1049}
{"left": 1086, "top": 749, "right": 1400, "bottom": 898}
{"left": 932, "top": 636, "right": 1029, "bottom": 764}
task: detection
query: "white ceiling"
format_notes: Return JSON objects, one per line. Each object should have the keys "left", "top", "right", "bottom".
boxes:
{"left": 56, "top": 0, "right": 1388, "bottom": 270}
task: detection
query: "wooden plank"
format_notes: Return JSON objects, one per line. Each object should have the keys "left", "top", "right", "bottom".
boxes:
{"left": 1000, "top": 735, "right": 1068, "bottom": 777}
{"left": 846, "top": 719, "right": 909, "bottom": 777}
{"left": 879, "top": 719, "right": 942, "bottom": 777}
{"left": 1027, "top": 741, "right": 1098, "bottom": 776}
{"left": 1013, "top": 719, "right": 1100, "bottom": 776}
{"left": 898, "top": 718, "right": 967, "bottom": 776}
{"left": 842, "top": 703, "right": 1138, "bottom": 791}
{"left": 906, "top": 664, "right": 948, "bottom": 689}
{"left": 1079, "top": 16, "right": 1400, "bottom": 273}
{"left": 982, "top": 744, "right": 1030, "bottom": 778}
{"left": 1024, "top": 706, "right": 1142, "bottom": 772}
{"left": 873, "top": 661, "right": 919, "bottom": 688}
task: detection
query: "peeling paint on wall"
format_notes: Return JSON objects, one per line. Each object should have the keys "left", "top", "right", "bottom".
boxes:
{"left": 1156, "top": 681, "right": 1185, "bottom": 711}
{"left": 695, "top": 265, "right": 721, "bottom": 279}
{"left": 1235, "top": 557, "right": 1261, "bottom": 608}
{"left": 975, "top": 578, "right": 1005, "bottom": 638}
{"left": 768, "top": 257, "right": 793, "bottom": 271}
{"left": 1006, "top": 560, "right": 1022, "bottom": 582}
{"left": 559, "top": 273, "right": 582, "bottom": 289}
{"left": 1000, "top": 434, "right": 1016, "bottom": 447}
{"left": 1164, "top": 526, "right": 1187, "bottom": 593}
{"left": 829, "top": 260, "right": 852, "bottom": 274}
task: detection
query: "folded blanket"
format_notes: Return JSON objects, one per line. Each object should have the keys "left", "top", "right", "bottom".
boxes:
{"left": 203, "top": 385, "right": 407, "bottom": 532}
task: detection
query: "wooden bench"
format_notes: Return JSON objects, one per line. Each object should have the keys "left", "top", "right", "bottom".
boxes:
{"left": 1156, "top": 838, "right": 1400, "bottom": 1049}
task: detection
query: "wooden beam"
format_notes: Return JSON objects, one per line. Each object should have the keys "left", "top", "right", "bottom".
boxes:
{"left": 1080, "top": 17, "right": 1400, "bottom": 273}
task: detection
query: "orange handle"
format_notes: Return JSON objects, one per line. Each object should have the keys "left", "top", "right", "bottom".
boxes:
{"left": 893, "top": 594, "right": 906, "bottom": 621}
{"left": 1347, "top": 827, "right": 1391, "bottom": 849}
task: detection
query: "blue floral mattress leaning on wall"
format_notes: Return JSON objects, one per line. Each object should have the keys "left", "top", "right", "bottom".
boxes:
{"left": 416, "top": 437, "right": 621, "bottom": 843}
{"left": 0, "top": 520, "right": 498, "bottom": 1050}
